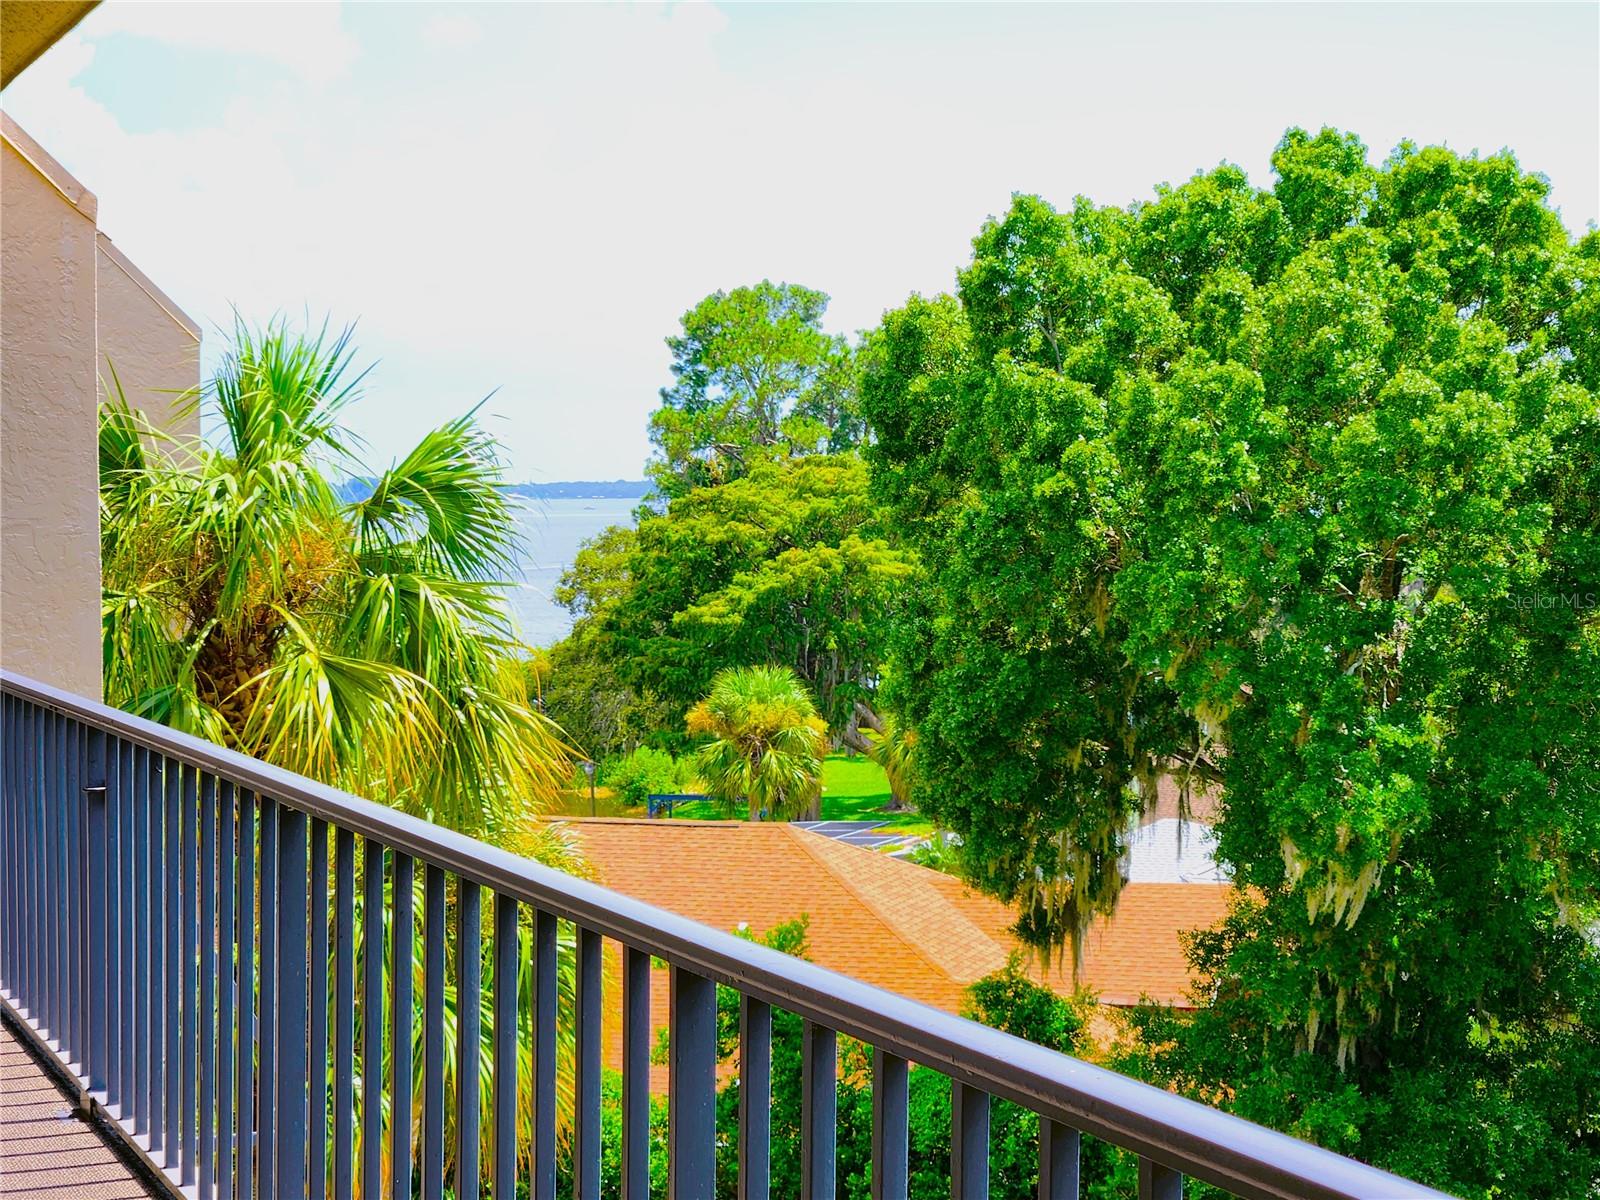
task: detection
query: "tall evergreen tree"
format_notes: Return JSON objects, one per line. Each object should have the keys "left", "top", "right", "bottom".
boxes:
{"left": 863, "top": 129, "right": 1600, "bottom": 1195}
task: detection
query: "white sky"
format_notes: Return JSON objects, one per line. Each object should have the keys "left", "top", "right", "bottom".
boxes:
{"left": 4, "top": 2, "right": 1596, "bottom": 481}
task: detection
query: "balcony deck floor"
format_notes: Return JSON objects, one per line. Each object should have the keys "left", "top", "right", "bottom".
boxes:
{"left": 0, "top": 1021, "right": 160, "bottom": 1199}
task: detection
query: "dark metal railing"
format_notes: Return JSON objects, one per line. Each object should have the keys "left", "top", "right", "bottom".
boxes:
{"left": 0, "top": 670, "right": 1452, "bottom": 1200}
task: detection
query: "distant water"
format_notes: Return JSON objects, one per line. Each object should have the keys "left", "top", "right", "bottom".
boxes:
{"left": 507, "top": 497, "right": 638, "bottom": 647}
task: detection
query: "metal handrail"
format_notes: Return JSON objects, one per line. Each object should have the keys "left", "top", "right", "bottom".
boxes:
{"left": 0, "top": 670, "right": 1454, "bottom": 1200}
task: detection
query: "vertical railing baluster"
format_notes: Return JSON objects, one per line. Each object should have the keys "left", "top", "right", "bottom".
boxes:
{"left": 181, "top": 763, "right": 198, "bottom": 1184}
{"left": 391, "top": 851, "right": 417, "bottom": 1200}
{"left": 311, "top": 818, "right": 330, "bottom": 1200}
{"left": 333, "top": 829, "right": 357, "bottom": 1200}
{"left": 531, "top": 909, "right": 557, "bottom": 1200}
{"left": 802, "top": 1021, "right": 837, "bottom": 1200}
{"left": 1, "top": 697, "right": 12, "bottom": 1000}
{"left": 118, "top": 738, "right": 135, "bottom": 1117}
{"left": 199, "top": 774, "right": 217, "bottom": 1200}
{"left": 455, "top": 880, "right": 482, "bottom": 1200}
{"left": 134, "top": 743, "right": 152, "bottom": 1134}
{"left": 259, "top": 794, "right": 279, "bottom": 1200}
{"left": 29, "top": 704, "right": 43, "bottom": 1028}
{"left": 622, "top": 946, "right": 651, "bottom": 1200}
{"left": 37, "top": 707, "right": 51, "bottom": 1032}
{"left": 574, "top": 926, "right": 602, "bottom": 1200}
{"left": 64, "top": 717, "right": 83, "bottom": 1066}
{"left": 39, "top": 707, "right": 52, "bottom": 1034}
{"left": 40, "top": 709, "right": 55, "bottom": 1041}
{"left": 668, "top": 965, "right": 716, "bottom": 1200}
{"left": 58, "top": 713, "right": 73, "bottom": 1049}
{"left": 56, "top": 714, "right": 71, "bottom": 1048}
{"left": 1138, "top": 1158, "right": 1183, "bottom": 1200}
{"left": 951, "top": 1082, "right": 990, "bottom": 1200}
{"left": 13, "top": 699, "right": 27, "bottom": 1013}
{"left": 738, "top": 996, "right": 771, "bottom": 1200}
{"left": 492, "top": 894, "right": 518, "bottom": 1200}
{"left": 1, "top": 696, "right": 10, "bottom": 996}
{"left": 1038, "top": 1119, "right": 1079, "bottom": 1200}
{"left": 361, "top": 840, "right": 385, "bottom": 1200}
{"left": 422, "top": 864, "right": 447, "bottom": 1200}
{"left": 237, "top": 791, "right": 257, "bottom": 1200}
{"left": 148, "top": 752, "right": 167, "bottom": 1159}
{"left": 45, "top": 711, "right": 58, "bottom": 1044}
{"left": 218, "top": 782, "right": 237, "bottom": 1200}
{"left": 84, "top": 728, "right": 109, "bottom": 1096}
{"left": 49, "top": 711, "right": 62, "bottom": 1041}
{"left": 278, "top": 804, "right": 310, "bottom": 1200}
{"left": 164, "top": 757, "right": 181, "bottom": 1167}
{"left": 22, "top": 701, "right": 37, "bottom": 1024}
{"left": 871, "top": 1050, "right": 909, "bottom": 1200}
{"left": 7, "top": 697, "right": 20, "bottom": 1002}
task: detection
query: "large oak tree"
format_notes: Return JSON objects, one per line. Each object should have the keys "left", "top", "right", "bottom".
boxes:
{"left": 863, "top": 129, "right": 1599, "bottom": 1195}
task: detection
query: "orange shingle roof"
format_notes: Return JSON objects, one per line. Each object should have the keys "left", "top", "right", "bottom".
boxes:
{"left": 558, "top": 818, "right": 1229, "bottom": 1011}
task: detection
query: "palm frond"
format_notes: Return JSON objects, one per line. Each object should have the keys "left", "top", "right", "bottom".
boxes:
{"left": 350, "top": 412, "right": 518, "bottom": 581}
{"left": 237, "top": 609, "right": 438, "bottom": 790}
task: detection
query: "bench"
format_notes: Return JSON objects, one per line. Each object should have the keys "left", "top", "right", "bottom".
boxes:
{"left": 646, "top": 792, "right": 709, "bottom": 818}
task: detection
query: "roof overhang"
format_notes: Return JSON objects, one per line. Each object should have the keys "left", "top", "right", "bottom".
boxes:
{"left": 2, "top": 2, "right": 98, "bottom": 89}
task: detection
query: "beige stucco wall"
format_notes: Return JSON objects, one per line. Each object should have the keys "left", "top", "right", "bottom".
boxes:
{"left": 0, "top": 118, "right": 104, "bottom": 699}
{"left": 1, "top": 112, "right": 200, "bottom": 701}
{"left": 97, "top": 232, "right": 201, "bottom": 446}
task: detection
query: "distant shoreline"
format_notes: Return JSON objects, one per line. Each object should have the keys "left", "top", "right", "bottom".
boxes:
{"left": 336, "top": 478, "right": 650, "bottom": 502}
{"left": 505, "top": 480, "right": 651, "bottom": 500}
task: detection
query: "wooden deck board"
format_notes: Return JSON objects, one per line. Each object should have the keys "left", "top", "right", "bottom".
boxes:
{"left": 0, "top": 1021, "right": 159, "bottom": 1199}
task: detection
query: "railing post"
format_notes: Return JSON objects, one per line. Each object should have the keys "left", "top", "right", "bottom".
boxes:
{"left": 391, "top": 851, "right": 416, "bottom": 1200}
{"left": 83, "top": 740, "right": 108, "bottom": 1095}
{"left": 277, "top": 804, "right": 310, "bottom": 1200}
{"left": 668, "top": 966, "right": 716, "bottom": 1200}
{"left": 951, "top": 1082, "right": 990, "bottom": 1200}
{"left": 574, "top": 925, "right": 603, "bottom": 1200}
{"left": 332, "top": 828, "right": 357, "bottom": 1200}
{"left": 422, "top": 863, "right": 447, "bottom": 1200}
{"left": 622, "top": 946, "right": 652, "bottom": 1200}
{"left": 870, "top": 1049, "right": 908, "bottom": 1200}
{"left": 1139, "top": 1158, "right": 1182, "bottom": 1200}
{"left": 738, "top": 997, "right": 772, "bottom": 1200}
{"left": 801, "top": 1021, "right": 837, "bottom": 1200}
{"left": 455, "top": 879, "right": 482, "bottom": 1200}
{"left": 1038, "top": 1120, "right": 1079, "bottom": 1200}
{"left": 531, "top": 908, "right": 557, "bottom": 1200}
{"left": 361, "top": 839, "right": 386, "bottom": 1200}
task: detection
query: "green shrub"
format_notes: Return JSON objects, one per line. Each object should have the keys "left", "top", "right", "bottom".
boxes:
{"left": 603, "top": 746, "right": 687, "bottom": 807}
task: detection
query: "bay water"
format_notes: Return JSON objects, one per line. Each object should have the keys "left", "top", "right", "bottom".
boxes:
{"left": 505, "top": 496, "right": 638, "bottom": 647}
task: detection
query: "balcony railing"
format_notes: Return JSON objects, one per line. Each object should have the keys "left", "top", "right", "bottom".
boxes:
{"left": 0, "top": 669, "right": 1452, "bottom": 1200}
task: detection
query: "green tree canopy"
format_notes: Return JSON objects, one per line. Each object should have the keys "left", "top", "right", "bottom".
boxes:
{"left": 557, "top": 454, "right": 913, "bottom": 742}
{"left": 647, "top": 281, "right": 862, "bottom": 498}
{"left": 863, "top": 129, "right": 1600, "bottom": 1194}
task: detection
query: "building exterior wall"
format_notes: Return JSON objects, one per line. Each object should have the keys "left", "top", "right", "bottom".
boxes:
{"left": 96, "top": 232, "right": 200, "bottom": 446}
{"left": 1, "top": 119, "right": 103, "bottom": 700}
{"left": 1, "top": 112, "right": 200, "bottom": 701}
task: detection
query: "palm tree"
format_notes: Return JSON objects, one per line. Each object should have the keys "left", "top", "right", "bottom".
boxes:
{"left": 99, "top": 318, "right": 576, "bottom": 841}
{"left": 686, "top": 665, "right": 828, "bottom": 820}
{"left": 864, "top": 712, "right": 917, "bottom": 812}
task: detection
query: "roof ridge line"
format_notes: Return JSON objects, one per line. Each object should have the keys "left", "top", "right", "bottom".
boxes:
{"left": 782, "top": 825, "right": 1002, "bottom": 989}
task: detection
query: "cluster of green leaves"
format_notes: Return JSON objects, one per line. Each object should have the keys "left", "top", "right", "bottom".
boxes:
{"left": 100, "top": 320, "right": 577, "bottom": 841}
{"left": 556, "top": 454, "right": 913, "bottom": 746}
{"left": 600, "top": 745, "right": 693, "bottom": 807}
{"left": 648, "top": 281, "right": 863, "bottom": 499}
{"left": 687, "top": 665, "right": 829, "bottom": 819}
{"left": 862, "top": 128, "right": 1600, "bottom": 1195}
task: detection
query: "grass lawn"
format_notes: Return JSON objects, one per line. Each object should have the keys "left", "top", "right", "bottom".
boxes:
{"left": 667, "top": 754, "right": 933, "bottom": 834}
